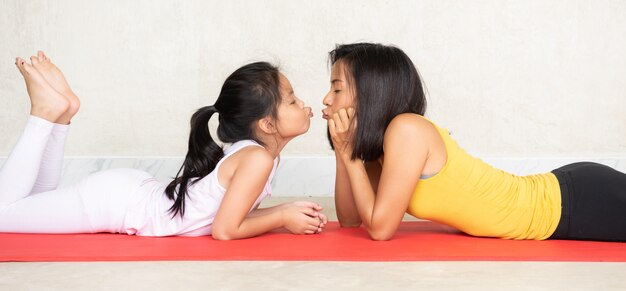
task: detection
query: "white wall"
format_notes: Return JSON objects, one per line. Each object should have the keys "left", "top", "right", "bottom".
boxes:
{"left": 1, "top": 0, "right": 625, "bottom": 159}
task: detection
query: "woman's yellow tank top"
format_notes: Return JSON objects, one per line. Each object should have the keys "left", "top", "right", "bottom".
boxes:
{"left": 407, "top": 117, "right": 562, "bottom": 240}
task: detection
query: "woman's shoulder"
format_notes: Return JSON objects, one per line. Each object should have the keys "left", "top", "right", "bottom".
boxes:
{"left": 383, "top": 114, "right": 447, "bottom": 172}
{"left": 385, "top": 113, "right": 438, "bottom": 138}
{"left": 384, "top": 113, "right": 444, "bottom": 152}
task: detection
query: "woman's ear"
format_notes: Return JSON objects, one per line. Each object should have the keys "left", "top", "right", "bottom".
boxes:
{"left": 258, "top": 117, "right": 276, "bottom": 134}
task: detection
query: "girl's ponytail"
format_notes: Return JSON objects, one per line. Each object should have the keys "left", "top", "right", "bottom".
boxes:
{"left": 165, "top": 105, "right": 223, "bottom": 217}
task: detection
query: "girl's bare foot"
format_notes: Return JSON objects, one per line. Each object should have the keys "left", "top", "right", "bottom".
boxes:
{"left": 15, "top": 57, "right": 69, "bottom": 123}
{"left": 30, "top": 51, "right": 80, "bottom": 124}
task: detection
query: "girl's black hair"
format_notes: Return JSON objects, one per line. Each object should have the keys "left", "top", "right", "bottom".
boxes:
{"left": 165, "top": 62, "right": 282, "bottom": 217}
{"left": 328, "top": 43, "right": 427, "bottom": 161}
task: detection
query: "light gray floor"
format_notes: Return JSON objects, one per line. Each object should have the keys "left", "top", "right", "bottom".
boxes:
{"left": 2, "top": 197, "right": 625, "bottom": 291}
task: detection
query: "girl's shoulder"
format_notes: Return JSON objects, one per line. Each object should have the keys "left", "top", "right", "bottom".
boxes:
{"left": 224, "top": 142, "right": 274, "bottom": 169}
{"left": 216, "top": 142, "right": 274, "bottom": 190}
{"left": 219, "top": 140, "right": 274, "bottom": 174}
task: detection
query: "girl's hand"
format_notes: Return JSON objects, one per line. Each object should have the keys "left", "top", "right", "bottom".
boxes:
{"left": 328, "top": 107, "right": 356, "bottom": 160}
{"left": 281, "top": 203, "right": 327, "bottom": 235}
{"left": 317, "top": 212, "right": 328, "bottom": 230}
{"left": 290, "top": 201, "right": 328, "bottom": 233}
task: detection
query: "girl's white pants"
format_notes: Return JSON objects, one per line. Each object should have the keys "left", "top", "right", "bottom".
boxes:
{"left": 0, "top": 116, "right": 149, "bottom": 233}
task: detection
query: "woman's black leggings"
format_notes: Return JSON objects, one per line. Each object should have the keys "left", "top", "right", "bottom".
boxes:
{"left": 550, "top": 162, "right": 626, "bottom": 242}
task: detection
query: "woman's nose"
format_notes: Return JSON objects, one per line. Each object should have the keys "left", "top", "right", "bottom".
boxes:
{"left": 322, "top": 93, "right": 332, "bottom": 106}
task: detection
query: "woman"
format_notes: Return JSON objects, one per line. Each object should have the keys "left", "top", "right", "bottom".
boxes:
{"left": 323, "top": 42, "right": 626, "bottom": 241}
{"left": 0, "top": 51, "right": 327, "bottom": 239}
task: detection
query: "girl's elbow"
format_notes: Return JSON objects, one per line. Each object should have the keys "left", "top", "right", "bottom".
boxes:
{"left": 211, "top": 225, "right": 237, "bottom": 240}
{"left": 211, "top": 230, "right": 234, "bottom": 241}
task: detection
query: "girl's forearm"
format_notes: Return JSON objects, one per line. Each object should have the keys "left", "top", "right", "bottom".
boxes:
{"left": 213, "top": 210, "right": 284, "bottom": 240}
{"left": 246, "top": 203, "right": 286, "bottom": 218}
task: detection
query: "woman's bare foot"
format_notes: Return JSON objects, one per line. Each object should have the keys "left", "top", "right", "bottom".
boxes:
{"left": 15, "top": 57, "right": 69, "bottom": 123}
{"left": 30, "top": 51, "right": 80, "bottom": 124}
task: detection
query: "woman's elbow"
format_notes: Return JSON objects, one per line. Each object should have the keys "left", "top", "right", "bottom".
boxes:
{"left": 338, "top": 218, "right": 362, "bottom": 228}
{"left": 368, "top": 228, "right": 394, "bottom": 241}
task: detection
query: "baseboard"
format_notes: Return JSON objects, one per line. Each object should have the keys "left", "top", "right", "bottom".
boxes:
{"left": 1, "top": 156, "right": 625, "bottom": 197}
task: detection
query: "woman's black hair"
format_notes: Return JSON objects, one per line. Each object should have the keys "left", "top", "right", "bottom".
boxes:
{"left": 165, "top": 62, "right": 282, "bottom": 217}
{"left": 328, "top": 43, "right": 427, "bottom": 161}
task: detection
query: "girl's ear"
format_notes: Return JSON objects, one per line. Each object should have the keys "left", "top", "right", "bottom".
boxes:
{"left": 258, "top": 117, "right": 276, "bottom": 134}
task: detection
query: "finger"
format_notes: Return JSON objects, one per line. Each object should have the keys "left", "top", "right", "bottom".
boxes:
{"left": 338, "top": 108, "right": 350, "bottom": 127}
{"left": 295, "top": 201, "right": 321, "bottom": 210}
{"left": 310, "top": 203, "right": 322, "bottom": 211}
{"left": 328, "top": 119, "right": 337, "bottom": 137}
{"left": 347, "top": 107, "right": 355, "bottom": 119}
{"left": 331, "top": 112, "right": 345, "bottom": 132}
{"left": 305, "top": 216, "right": 321, "bottom": 226}
{"left": 350, "top": 108, "right": 357, "bottom": 129}
{"left": 298, "top": 207, "right": 318, "bottom": 217}
{"left": 304, "top": 223, "right": 320, "bottom": 233}
{"left": 316, "top": 218, "right": 325, "bottom": 233}
{"left": 318, "top": 213, "right": 328, "bottom": 224}
{"left": 348, "top": 108, "right": 357, "bottom": 130}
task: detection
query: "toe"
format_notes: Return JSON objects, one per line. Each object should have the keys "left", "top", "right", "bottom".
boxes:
{"left": 37, "top": 51, "right": 44, "bottom": 62}
{"left": 22, "top": 61, "right": 38, "bottom": 75}
{"left": 15, "top": 57, "right": 27, "bottom": 75}
{"left": 41, "top": 51, "right": 49, "bottom": 61}
{"left": 30, "top": 55, "right": 40, "bottom": 67}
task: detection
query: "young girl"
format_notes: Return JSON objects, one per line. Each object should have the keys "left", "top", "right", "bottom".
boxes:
{"left": 0, "top": 51, "right": 327, "bottom": 240}
{"left": 323, "top": 43, "right": 626, "bottom": 242}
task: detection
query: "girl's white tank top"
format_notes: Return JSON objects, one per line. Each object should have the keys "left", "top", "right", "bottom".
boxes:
{"left": 124, "top": 140, "right": 278, "bottom": 236}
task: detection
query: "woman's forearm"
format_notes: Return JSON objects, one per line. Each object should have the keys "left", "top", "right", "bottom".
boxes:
{"left": 334, "top": 153, "right": 362, "bottom": 226}
{"left": 342, "top": 157, "right": 376, "bottom": 228}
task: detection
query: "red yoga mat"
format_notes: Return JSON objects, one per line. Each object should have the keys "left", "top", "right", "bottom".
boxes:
{"left": 1, "top": 221, "right": 625, "bottom": 262}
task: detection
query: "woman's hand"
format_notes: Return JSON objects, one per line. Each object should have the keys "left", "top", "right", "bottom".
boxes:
{"left": 281, "top": 202, "right": 328, "bottom": 234}
{"left": 328, "top": 107, "right": 356, "bottom": 160}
